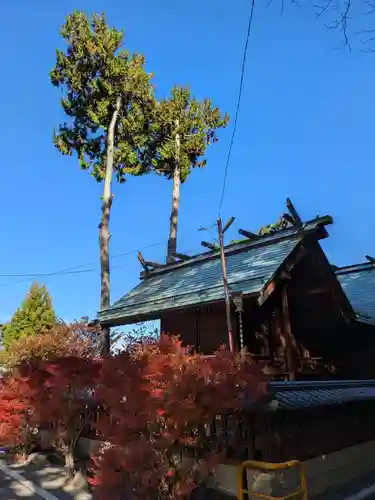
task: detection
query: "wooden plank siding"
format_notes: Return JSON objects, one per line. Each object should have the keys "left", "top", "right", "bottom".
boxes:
{"left": 161, "top": 303, "right": 236, "bottom": 353}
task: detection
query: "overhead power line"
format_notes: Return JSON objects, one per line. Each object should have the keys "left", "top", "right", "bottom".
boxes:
{"left": 0, "top": 1, "right": 258, "bottom": 289}
{"left": 0, "top": 222, "right": 216, "bottom": 288}
{"left": 218, "top": 0, "right": 257, "bottom": 216}
{"left": 0, "top": 261, "right": 135, "bottom": 289}
{"left": 0, "top": 238, "right": 171, "bottom": 280}
{"left": 0, "top": 268, "right": 94, "bottom": 278}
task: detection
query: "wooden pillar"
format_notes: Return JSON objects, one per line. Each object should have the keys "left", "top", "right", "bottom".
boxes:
{"left": 268, "top": 309, "right": 281, "bottom": 377}
{"left": 267, "top": 312, "right": 278, "bottom": 363}
{"left": 195, "top": 307, "right": 201, "bottom": 352}
{"left": 281, "top": 286, "right": 296, "bottom": 380}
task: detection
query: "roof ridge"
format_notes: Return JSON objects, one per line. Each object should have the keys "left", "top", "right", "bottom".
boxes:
{"left": 141, "top": 232, "right": 298, "bottom": 280}
{"left": 335, "top": 262, "right": 375, "bottom": 274}
{"left": 270, "top": 379, "right": 375, "bottom": 391}
{"left": 140, "top": 215, "right": 333, "bottom": 280}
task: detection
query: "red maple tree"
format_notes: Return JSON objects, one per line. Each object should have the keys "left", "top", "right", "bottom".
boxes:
{"left": 92, "top": 335, "right": 267, "bottom": 500}
{"left": 0, "top": 323, "right": 99, "bottom": 462}
{"left": 0, "top": 369, "right": 37, "bottom": 457}
{"left": 22, "top": 356, "right": 99, "bottom": 476}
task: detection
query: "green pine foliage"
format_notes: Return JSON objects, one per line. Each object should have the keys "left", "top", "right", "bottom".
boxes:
{"left": 50, "top": 11, "right": 155, "bottom": 181}
{"left": 3, "top": 282, "right": 56, "bottom": 346}
{"left": 51, "top": 11, "right": 157, "bottom": 353}
{"left": 147, "top": 86, "right": 229, "bottom": 262}
{"left": 150, "top": 86, "right": 229, "bottom": 181}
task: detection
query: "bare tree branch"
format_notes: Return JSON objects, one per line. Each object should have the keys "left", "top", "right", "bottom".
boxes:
{"left": 269, "top": 0, "right": 375, "bottom": 50}
{"left": 315, "top": 0, "right": 335, "bottom": 17}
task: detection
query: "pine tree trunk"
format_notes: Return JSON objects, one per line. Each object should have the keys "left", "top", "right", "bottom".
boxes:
{"left": 99, "top": 96, "right": 122, "bottom": 356}
{"left": 166, "top": 123, "right": 181, "bottom": 264}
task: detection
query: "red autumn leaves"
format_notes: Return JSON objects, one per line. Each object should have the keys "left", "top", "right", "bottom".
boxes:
{"left": 92, "top": 336, "right": 266, "bottom": 499}
{"left": 0, "top": 334, "right": 266, "bottom": 499}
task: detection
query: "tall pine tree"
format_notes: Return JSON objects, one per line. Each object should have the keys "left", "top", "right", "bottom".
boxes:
{"left": 149, "top": 86, "right": 228, "bottom": 263}
{"left": 3, "top": 282, "right": 56, "bottom": 346}
{"left": 51, "top": 12, "right": 155, "bottom": 354}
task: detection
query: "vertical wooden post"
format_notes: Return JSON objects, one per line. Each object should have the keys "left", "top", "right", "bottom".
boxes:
{"left": 195, "top": 307, "right": 201, "bottom": 352}
{"left": 218, "top": 217, "right": 235, "bottom": 352}
{"left": 281, "top": 286, "right": 296, "bottom": 380}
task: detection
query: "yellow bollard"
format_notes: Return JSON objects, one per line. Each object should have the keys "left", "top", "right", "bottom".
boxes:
{"left": 237, "top": 459, "right": 308, "bottom": 500}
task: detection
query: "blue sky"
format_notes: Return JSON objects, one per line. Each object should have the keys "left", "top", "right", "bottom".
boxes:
{"left": 0, "top": 0, "right": 374, "bottom": 323}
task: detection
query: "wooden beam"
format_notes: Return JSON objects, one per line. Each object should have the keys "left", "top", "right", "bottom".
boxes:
{"left": 258, "top": 279, "right": 277, "bottom": 306}
{"left": 259, "top": 270, "right": 290, "bottom": 305}
{"left": 201, "top": 241, "right": 217, "bottom": 251}
{"left": 279, "top": 270, "right": 291, "bottom": 281}
{"left": 290, "top": 286, "right": 331, "bottom": 296}
{"left": 238, "top": 228, "right": 259, "bottom": 240}
{"left": 138, "top": 252, "right": 163, "bottom": 271}
{"left": 282, "top": 213, "right": 294, "bottom": 225}
{"left": 286, "top": 198, "right": 302, "bottom": 228}
{"left": 173, "top": 252, "right": 191, "bottom": 261}
{"left": 144, "top": 260, "right": 163, "bottom": 269}
{"left": 296, "top": 356, "right": 322, "bottom": 361}
{"left": 222, "top": 216, "right": 235, "bottom": 234}
{"left": 138, "top": 252, "right": 149, "bottom": 273}
{"left": 258, "top": 248, "right": 306, "bottom": 306}
{"left": 281, "top": 286, "right": 296, "bottom": 381}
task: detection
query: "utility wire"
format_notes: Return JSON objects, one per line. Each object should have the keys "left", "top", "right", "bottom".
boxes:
{"left": 0, "top": 268, "right": 95, "bottom": 278}
{"left": 0, "top": 222, "right": 216, "bottom": 288}
{"left": 2, "top": 12, "right": 257, "bottom": 287}
{"left": 0, "top": 261, "right": 135, "bottom": 289}
{"left": 0, "top": 237, "right": 174, "bottom": 279}
{"left": 218, "top": 0, "right": 257, "bottom": 216}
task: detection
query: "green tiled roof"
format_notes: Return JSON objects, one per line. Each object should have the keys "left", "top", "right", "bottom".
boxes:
{"left": 269, "top": 380, "right": 375, "bottom": 410}
{"left": 336, "top": 263, "right": 375, "bottom": 325}
{"left": 100, "top": 218, "right": 331, "bottom": 325}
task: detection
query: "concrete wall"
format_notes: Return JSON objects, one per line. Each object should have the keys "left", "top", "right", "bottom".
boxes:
{"left": 209, "top": 439, "right": 375, "bottom": 498}
{"left": 45, "top": 434, "right": 375, "bottom": 498}
{"left": 304, "top": 438, "right": 375, "bottom": 497}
